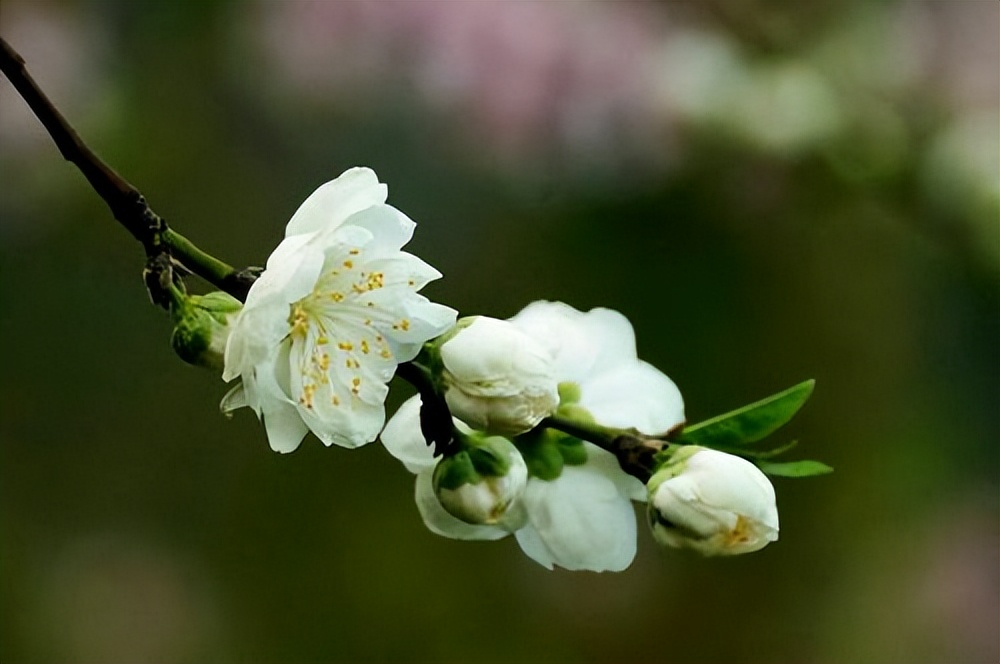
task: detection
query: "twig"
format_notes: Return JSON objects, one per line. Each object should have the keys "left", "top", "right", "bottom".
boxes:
{"left": 0, "top": 36, "right": 256, "bottom": 302}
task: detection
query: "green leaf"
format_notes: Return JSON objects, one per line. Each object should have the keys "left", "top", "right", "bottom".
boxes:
{"left": 754, "top": 440, "right": 800, "bottom": 459}
{"left": 679, "top": 379, "right": 815, "bottom": 447}
{"left": 757, "top": 460, "right": 833, "bottom": 477}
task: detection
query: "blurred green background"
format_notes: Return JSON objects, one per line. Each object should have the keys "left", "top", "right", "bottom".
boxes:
{"left": 1, "top": 1, "right": 997, "bottom": 663}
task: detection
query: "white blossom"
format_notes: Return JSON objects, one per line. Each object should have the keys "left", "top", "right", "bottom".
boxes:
{"left": 648, "top": 447, "right": 779, "bottom": 556}
{"left": 221, "top": 167, "right": 456, "bottom": 452}
{"left": 381, "top": 301, "right": 685, "bottom": 572}
{"left": 381, "top": 396, "right": 642, "bottom": 571}
{"left": 439, "top": 316, "right": 559, "bottom": 435}
{"left": 508, "top": 301, "right": 685, "bottom": 436}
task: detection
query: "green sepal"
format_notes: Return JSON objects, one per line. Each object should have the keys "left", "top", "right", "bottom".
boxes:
{"left": 467, "top": 437, "right": 514, "bottom": 477}
{"left": 515, "top": 429, "right": 564, "bottom": 481}
{"left": 557, "top": 436, "right": 588, "bottom": 466}
{"left": 435, "top": 435, "right": 516, "bottom": 490}
{"left": 171, "top": 315, "right": 213, "bottom": 366}
{"left": 193, "top": 291, "right": 242, "bottom": 321}
{"left": 650, "top": 444, "right": 701, "bottom": 478}
{"left": 756, "top": 459, "right": 833, "bottom": 477}
{"left": 433, "top": 451, "right": 481, "bottom": 491}
{"left": 169, "top": 290, "right": 241, "bottom": 370}
{"left": 419, "top": 316, "right": 476, "bottom": 385}
{"left": 679, "top": 379, "right": 815, "bottom": 447}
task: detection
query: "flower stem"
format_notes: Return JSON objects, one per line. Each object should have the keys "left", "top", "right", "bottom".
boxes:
{"left": 541, "top": 414, "right": 668, "bottom": 482}
{"left": 540, "top": 413, "right": 625, "bottom": 449}
{"left": 162, "top": 228, "right": 237, "bottom": 290}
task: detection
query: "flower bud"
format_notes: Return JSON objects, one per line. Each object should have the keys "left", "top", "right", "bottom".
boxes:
{"left": 432, "top": 435, "right": 528, "bottom": 526}
{"left": 438, "top": 316, "right": 559, "bottom": 435}
{"left": 647, "top": 447, "right": 779, "bottom": 556}
{"left": 171, "top": 291, "right": 243, "bottom": 370}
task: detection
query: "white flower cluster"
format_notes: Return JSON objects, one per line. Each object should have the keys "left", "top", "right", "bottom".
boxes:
{"left": 382, "top": 302, "right": 687, "bottom": 572}
{"left": 212, "top": 166, "right": 781, "bottom": 571}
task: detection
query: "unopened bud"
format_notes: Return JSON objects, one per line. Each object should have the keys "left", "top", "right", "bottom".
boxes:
{"left": 432, "top": 435, "right": 528, "bottom": 526}
{"left": 171, "top": 291, "right": 242, "bottom": 370}
{"left": 647, "top": 447, "right": 779, "bottom": 556}
{"left": 438, "top": 316, "right": 559, "bottom": 435}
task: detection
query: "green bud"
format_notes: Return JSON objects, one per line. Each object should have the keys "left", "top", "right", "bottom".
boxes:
{"left": 557, "top": 381, "right": 582, "bottom": 405}
{"left": 432, "top": 436, "right": 528, "bottom": 525}
{"left": 170, "top": 291, "right": 242, "bottom": 371}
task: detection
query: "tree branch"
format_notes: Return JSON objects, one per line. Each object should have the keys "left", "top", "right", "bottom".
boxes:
{"left": 395, "top": 361, "right": 459, "bottom": 457}
{"left": 541, "top": 414, "right": 668, "bottom": 482}
{"left": 0, "top": 36, "right": 254, "bottom": 302}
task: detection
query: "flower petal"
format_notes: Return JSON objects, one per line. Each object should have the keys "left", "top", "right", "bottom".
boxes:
{"left": 378, "top": 295, "right": 458, "bottom": 362}
{"left": 579, "top": 307, "right": 640, "bottom": 375}
{"left": 260, "top": 393, "right": 309, "bottom": 453}
{"left": 513, "top": 524, "right": 556, "bottom": 570}
{"left": 509, "top": 301, "right": 599, "bottom": 383}
{"left": 256, "top": 238, "right": 326, "bottom": 306}
{"left": 510, "top": 302, "right": 637, "bottom": 384}
{"left": 222, "top": 242, "right": 326, "bottom": 382}
{"left": 298, "top": 395, "right": 385, "bottom": 448}
{"left": 579, "top": 360, "right": 685, "bottom": 436}
{"left": 338, "top": 204, "right": 416, "bottom": 257}
{"left": 219, "top": 382, "right": 248, "bottom": 414}
{"left": 515, "top": 463, "right": 638, "bottom": 572}
{"left": 380, "top": 396, "right": 438, "bottom": 473}
{"left": 287, "top": 333, "right": 387, "bottom": 448}
{"left": 222, "top": 300, "right": 289, "bottom": 382}
{"left": 415, "top": 469, "right": 510, "bottom": 541}
{"left": 580, "top": 443, "right": 648, "bottom": 503}
{"left": 364, "top": 252, "right": 443, "bottom": 292}
{"left": 284, "top": 167, "right": 387, "bottom": 237}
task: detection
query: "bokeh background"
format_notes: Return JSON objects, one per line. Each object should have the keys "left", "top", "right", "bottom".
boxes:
{"left": 1, "top": 1, "right": 997, "bottom": 663}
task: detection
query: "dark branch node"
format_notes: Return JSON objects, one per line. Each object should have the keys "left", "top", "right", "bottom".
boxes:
{"left": 611, "top": 434, "right": 664, "bottom": 483}
{"left": 221, "top": 266, "right": 263, "bottom": 302}
{"left": 395, "top": 361, "right": 457, "bottom": 457}
{"left": 143, "top": 252, "right": 177, "bottom": 310}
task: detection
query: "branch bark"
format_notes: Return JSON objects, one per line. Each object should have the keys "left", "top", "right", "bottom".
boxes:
{"left": 0, "top": 36, "right": 255, "bottom": 302}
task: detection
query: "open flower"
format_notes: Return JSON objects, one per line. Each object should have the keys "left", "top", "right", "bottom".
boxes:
{"left": 222, "top": 167, "right": 457, "bottom": 452}
{"left": 508, "top": 301, "right": 685, "bottom": 436}
{"left": 647, "top": 447, "right": 779, "bottom": 556}
{"left": 381, "top": 396, "right": 644, "bottom": 571}
{"left": 381, "top": 301, "right": 685, "bottom": 571}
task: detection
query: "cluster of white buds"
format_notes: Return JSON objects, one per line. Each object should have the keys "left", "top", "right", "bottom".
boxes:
{"left": 382, "top": 301, "right": 693, "bottom": 572}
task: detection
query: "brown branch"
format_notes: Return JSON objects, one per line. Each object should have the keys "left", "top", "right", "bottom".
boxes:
{"left": 0, "top": 36, "right": 164, "bottom": 250}
{"left": 0, "top": 36, "right": 258, "bottom": 302}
